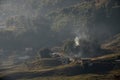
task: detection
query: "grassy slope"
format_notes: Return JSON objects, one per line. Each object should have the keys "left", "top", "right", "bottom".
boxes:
{"left": 1, "top": 68, "right": 120, "bottom": 80}
{"left": 0, "top": 55, "right": 120, "bottom": 80}
{"left": 17, "top": 69, "right": 120, "bottom": 80}
{"left": 102, "top": 33, "right": 120, "bottom": 52}
{"left": 92, "top": 52, "right": 120, "bottom": 61}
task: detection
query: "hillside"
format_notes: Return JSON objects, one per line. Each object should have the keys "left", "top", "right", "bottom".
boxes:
{"left": 48, "top": 0, "right": 120, "bottom": 42}
{"left": 102, "top": 33, "right": 120, "bottom": 52}
{"left": 0, "top": 0, "right": 120, "bottom": 49}
{"left": 0, "top": 0, "right": 120, "bottom": 80}
{"left": 0, "top": 54, "right": 120, "bottom": 80}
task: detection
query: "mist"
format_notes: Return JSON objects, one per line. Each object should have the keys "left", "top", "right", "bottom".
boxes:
{"left": 0, "top": 0, "right": 120, "bottom": 80}
{"left": 0, "top": 0, "right": 119, "bottom": 58}
{"left": 0, "top": 0, "right": 33, "bottom": 22}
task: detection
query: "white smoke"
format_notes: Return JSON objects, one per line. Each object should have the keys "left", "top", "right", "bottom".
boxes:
{"left": 73, "top": 26, "right": 90, "bottom": 57}
{"left": 74, "top": 36, "right": 80, "bottom": 46}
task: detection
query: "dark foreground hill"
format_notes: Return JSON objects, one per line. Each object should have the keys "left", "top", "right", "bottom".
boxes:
{"left": 0, "top": 52, "right": 120, "bottom": 80}
{"left": 0, "top": 66, "right": 120, "bottom": 80}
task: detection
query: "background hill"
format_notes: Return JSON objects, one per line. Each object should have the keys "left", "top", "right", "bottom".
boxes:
{"left": 0, "top": 0, "right": 120, "bottom": 53}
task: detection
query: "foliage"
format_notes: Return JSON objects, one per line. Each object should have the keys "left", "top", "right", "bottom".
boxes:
{"left": 0, "top": 0, "right": 120, "bottom": 50}
{"left": 63, "top": 40, "right": 75, "bottom": 54}
{"left": 49, "top": 2, "right": 93, "bottom": 32}
{"left": 38, "top": 48, "right": 52, "bottom": 58}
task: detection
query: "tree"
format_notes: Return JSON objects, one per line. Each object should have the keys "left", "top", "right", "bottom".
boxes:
{"left": 63, "top": 40, "right": 75, "bottom": 54}
{"left": 38, "top": 48, "right": 52, "bottom": 58}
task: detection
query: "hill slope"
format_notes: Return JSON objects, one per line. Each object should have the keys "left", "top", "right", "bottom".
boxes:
{"left": 102, "top": 33, "right": 120, "bottom": 52}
